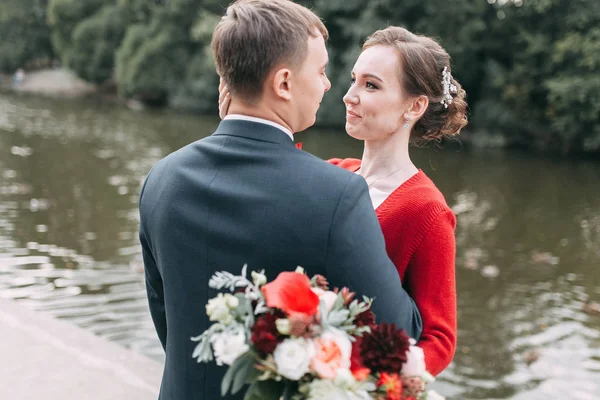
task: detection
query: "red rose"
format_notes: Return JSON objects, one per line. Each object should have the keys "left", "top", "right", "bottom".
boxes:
{"left": 261, "top": 272, "right": 320, "bottom": 317}
{"left": 350, "top": 337, "right": 371, "bottom": 380}
{"left": 251, "top": 311, "right": 285, "bottom": 356}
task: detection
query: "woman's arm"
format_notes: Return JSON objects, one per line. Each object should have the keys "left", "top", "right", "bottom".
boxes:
{"left": 326, "top": 174, "right": 423, "bottom": 339}
{"left": 405, "top": 209, "right": 457, "bottom": 376}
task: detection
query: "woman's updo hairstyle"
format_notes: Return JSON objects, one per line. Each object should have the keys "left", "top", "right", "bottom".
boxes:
{"left": 363, "top": 27, "right": 468, "bottom": 144}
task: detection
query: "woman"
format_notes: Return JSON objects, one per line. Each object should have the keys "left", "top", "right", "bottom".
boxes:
{"left": 219, "top": 26, "right": 466, "bottom": 376}
{"left": 330, "top": 26, "right": 466, "bottom": 376}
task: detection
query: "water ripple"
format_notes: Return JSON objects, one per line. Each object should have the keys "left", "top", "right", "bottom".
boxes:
{"left": 2, "top": 93, "right": 600, "bottom": 397}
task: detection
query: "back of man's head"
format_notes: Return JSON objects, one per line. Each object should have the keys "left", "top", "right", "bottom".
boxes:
{"left": 212, "top": 0, "right": 328, "bottom": 103}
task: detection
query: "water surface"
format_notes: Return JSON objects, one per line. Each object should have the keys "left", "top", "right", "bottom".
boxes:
{"left": 1, "top": 93, "right": 599, "bottom": 399}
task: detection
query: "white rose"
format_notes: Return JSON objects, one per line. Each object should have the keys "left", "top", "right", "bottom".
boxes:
{"left": 273, "top": 338, "right": 315, "bottom": 380}
{"left": 347, "top": 390, "right": 374, "bottom": 400}
{"left": 333, "top": 369, "right": 356, "bottom": 388}
{"left": 307, "top": 379, "right": 350, "bottom": 400}
{"left": 206, "top": 293, "right": 238, "bottom": 325}
{"left": 225, "top": 294, "right": 239, "bottom": 308}
{"left": 275, "top": 318, "right": 290, "bottom": 335}
{"left": 210, "top": 327, "right": 249, "bottom": 366}
{"left": 427, "top": 390, "right": 446, "bottom": 400}
{"left": 401, "top": 344, "right": 427, "bottom": 377}
{"left": 307, "top": 379, "right": 371, "bottom": 400}
{"left": 312, "top": 288, "right": 339, "bottom": 312}
{"left": 251, "top": 271, "right": 267, "bottom": 286}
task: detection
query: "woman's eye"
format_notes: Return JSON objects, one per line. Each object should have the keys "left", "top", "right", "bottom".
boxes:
{"left": 350, "top": 77, "right": 356, "bottom": 86}
{"left": 366, "top": 82, "right": 378, "bottom": 89}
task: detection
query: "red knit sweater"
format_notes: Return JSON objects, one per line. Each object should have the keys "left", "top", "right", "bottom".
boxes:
{"left": 329, "top": 158, "right": 457, "bottom": 376}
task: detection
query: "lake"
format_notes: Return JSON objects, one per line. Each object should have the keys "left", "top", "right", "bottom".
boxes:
{"left": 1, "top": 93, "right": 599, "bottom": 399}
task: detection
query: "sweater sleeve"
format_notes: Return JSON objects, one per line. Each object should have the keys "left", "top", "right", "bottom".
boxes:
{"left": 325, "top": 174, "right": 423, "bottom": 339}
{"left": 327, "top": 158, "right": 345, "bottom": 166}
{"left": 325, "top": 158, "right": 362, "bottom": 171}
{"left": 405, "top": 209, "right": 457, "bottom": 376}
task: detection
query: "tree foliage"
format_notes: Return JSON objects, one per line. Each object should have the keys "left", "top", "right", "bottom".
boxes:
{"left": 0, "top": 0, "right": 53, "bottom": 72}
{"left": 114, "top": 0, "right": 204, "bottom": 104}
{"left": 68, "top": 5, "right": 127, "bottom": 84}
{"left": 1, "top": 0, "right": 599, "bottom": 154}
{"left": 488, "top": 0, "right": 600, "bottom": 153}
{"left": 46, "top": 0, "right": 106, "bottom": 65}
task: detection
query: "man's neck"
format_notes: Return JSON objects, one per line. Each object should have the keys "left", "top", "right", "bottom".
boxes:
{"left": 228, "top": 102, "right": 295, "bottom": 134}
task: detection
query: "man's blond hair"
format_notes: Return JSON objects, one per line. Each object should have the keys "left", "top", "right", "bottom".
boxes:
{"left": 212, "top": 0, "right": 328, "bottom": 102}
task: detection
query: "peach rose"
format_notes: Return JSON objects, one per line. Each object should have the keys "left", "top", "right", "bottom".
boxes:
{"left": 310, "top": 329, "right": 352, "bottom": 379}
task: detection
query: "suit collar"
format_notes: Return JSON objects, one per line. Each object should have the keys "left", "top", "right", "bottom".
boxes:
{"left": 213, "top": 119, "right": 296, "bottom": 147}
{"left": 223, "top": 114, "right": 294, "bottom": 141}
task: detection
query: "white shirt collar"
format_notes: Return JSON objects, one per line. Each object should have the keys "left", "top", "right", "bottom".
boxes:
{"left": 224, "top": 114, "right": 294, "bottom": 141}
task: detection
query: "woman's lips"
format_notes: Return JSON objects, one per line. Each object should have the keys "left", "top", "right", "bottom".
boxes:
{"left": 346, "top": 110, "right": 361, "bottom": 120}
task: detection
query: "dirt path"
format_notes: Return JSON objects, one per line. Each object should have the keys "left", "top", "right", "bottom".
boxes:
{"left": 9, "top": 69, "right": 96, "bottom": 97}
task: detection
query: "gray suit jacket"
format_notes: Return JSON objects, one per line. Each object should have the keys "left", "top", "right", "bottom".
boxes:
{"left": 139, "top": 119, "right": 422, "bottom": 400}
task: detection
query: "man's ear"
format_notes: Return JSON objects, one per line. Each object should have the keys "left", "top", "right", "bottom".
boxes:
{"left": 270, "top": 67, "right": 293, "bottom": 101}
{"left": 405, "top": 95, "right": 429, "bottom": 121}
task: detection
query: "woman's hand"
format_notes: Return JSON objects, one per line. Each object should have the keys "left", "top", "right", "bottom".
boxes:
{"left": 218, "top": 77, "right": 232, "bottom": 120}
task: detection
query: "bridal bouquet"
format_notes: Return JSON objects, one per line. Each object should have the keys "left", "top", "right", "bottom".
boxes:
{"left": 191, "top": 266, "right": 444, "bottom": 400}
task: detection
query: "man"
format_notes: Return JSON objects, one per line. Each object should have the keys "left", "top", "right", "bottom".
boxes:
{"left": 139, "top": 1, "right": 422, "bottom": 399}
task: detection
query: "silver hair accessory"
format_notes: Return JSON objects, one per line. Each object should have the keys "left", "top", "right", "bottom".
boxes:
{"left": 441, "top": 66, "right": 458, "bottom": 108}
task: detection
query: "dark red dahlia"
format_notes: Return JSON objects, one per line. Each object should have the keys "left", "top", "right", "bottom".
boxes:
{"left": 250, "top": 311, "right": 285, "bottom": 356}
{"left": 360, "top": 323, "right": 410, "bottom": 373}
{"left": 354, "top": 309, "right": 376, "bottom": 328}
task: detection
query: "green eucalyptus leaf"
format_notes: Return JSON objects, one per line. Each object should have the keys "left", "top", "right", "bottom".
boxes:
{"left": 282, "top": 380, "right": 299, "bottom": 400}
{"left": 244, "top": 364, "right": 262, "bottom": 384}
{"left": 221, "top": 366, "right": 234, "bottom": 396}
{"left": 327, "top": 309, "right": 350, "bottom": 327}
{"left": 332, "top": 292, "right": 345, "bottom": 310}
{"left": 319, "top": 300, "right": 329, "bottom": 328}
{"left": 232, "top": 353, "right": 256, "bottom": 394}
{"left": 243, "top": 380, "right": 285, "bottom": 400}
{"left": 221, "top": 351, "right": 252, "bottom": 396}
{"left": 233, "top": 293, "right": 251, "bottom": 318}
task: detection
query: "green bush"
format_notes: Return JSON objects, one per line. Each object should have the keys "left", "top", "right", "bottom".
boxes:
{"left": 69, "top": 5, "right": 127, "bottom": 84}
{"left": 115, "top": 23, "right": 189, "bottom": 104}
{"left": 47, "top": 0, "right": 106, "bottom": 66}
{"left": 0, "top": 0, "right": 53, "bottom": 73}
{"left": 1, "top": 0, "right": 599, "bottom": 154}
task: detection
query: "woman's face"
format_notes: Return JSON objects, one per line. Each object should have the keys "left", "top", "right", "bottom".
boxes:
{"left": 343, "top": 45, "right": 410, "bottom": 141}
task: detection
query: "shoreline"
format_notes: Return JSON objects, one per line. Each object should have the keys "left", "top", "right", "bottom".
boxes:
{"left": 3, "top": 69, "right": 598, "bottom": 158}
{"left": 3, "top": 68, "right": 96, "bottom": 98}
{"left": 0, "top": 297, "right": 162, "bottom": 399}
